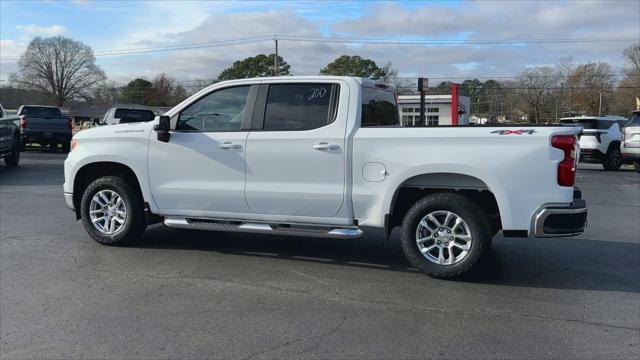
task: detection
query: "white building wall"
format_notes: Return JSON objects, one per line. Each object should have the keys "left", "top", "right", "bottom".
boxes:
{"left": 397, "top": 95, "right": 470, "bottom": 126}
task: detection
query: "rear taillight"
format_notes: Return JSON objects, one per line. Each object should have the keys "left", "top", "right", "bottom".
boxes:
{"left": 69, "top": 118, "right": 73, "bottom": 130}
{"left": 19, "top": 115, "right": 26, "bottom": 129}
{"left": 552, "top": 135, "right": 577, "bottom": 187}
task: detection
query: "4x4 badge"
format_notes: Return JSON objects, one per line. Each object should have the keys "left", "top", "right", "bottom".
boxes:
{"left": 491, "top": 129, "right": 537, "bottom": 135}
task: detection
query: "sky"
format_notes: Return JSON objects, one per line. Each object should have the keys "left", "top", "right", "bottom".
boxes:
{"left": 0, "top": 0, "right": 638, "bottom": 85}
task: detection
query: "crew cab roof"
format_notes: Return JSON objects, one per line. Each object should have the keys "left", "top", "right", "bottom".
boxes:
{"left": 202, "top": 76, "right": 394, "bottom": 90}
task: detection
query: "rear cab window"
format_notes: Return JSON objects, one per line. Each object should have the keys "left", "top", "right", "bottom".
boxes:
{"left": 361, "top": 86, "right": 399, "bottom": 127}
{"left": 19, "top": 106, "right": 62, "bottom": 118}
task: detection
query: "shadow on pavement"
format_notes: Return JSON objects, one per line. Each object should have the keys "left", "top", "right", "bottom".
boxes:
{"left": 134, "top": 226, "right": 640, "bottom": 294}
{"left": 0, "top": 162, "right": 65, "bottom": 186}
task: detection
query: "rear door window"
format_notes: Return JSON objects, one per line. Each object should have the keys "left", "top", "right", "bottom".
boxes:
{"left": 262, "top": 83, "right": 339, "bottom": 131}
{"left": 361, "top": 87, "right": 399, "bottom": 127}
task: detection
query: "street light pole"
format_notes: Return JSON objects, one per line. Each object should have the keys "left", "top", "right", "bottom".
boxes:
{"left": 273, "top": 35, "right": 278, "bottom": 77}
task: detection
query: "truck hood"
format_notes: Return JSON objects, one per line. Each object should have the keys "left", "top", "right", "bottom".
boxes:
{"left": 74, "top": 121, "right": 153, "bottom": 140}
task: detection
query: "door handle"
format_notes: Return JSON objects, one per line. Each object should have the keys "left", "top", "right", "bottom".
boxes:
{"left": 313, "top": 142, "right": 339, "bottom": 150}
{"left": 218, "top": 142, "right": 242, "bottom": 150}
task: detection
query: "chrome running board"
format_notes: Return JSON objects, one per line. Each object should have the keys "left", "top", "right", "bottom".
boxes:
{"left": 163, "top": 217, "right": 363, "bottom": 239}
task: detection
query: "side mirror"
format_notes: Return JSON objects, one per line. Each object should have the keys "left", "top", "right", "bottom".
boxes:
{"left": 153, "top": 115, "right": 171, "bottom": 143}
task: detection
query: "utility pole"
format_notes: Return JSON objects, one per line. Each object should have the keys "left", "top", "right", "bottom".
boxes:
{"left": 418, "top": 78, "right": 427, "bottom": 126}
{"left": 598, "top": 81, "right": 604, "bottom": 116}
{"left": 559, "top": 82, "right": 563, "bottom": 118}
{"left": 273, "top": 35, "right": 278, "bottom": 77}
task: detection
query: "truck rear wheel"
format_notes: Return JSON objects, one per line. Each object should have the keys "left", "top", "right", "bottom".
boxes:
{"left": 400, "top": 193, "right": 491, "bottom": 279}
{"left": 80, "top": 176, "right": 147, "bottom": 246}
{"left": 602, "top": 144, "right": 622, "bottom": 171}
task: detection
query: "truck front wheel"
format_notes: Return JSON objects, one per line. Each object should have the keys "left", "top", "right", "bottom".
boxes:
{"left": 80, "top": 176, "right": 147, "bottom": 245}
{"left": 400, "top": 193, "right": 491, "bottom": 279}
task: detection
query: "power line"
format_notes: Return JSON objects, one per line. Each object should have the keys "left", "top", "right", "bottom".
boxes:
{"left": 395, "top": 74, "right": 637, "bottom": 80}
{"left": 0, "top": 36, "right": 272, "bottom": 61}
{"left": 278, "top": 35, "right": 636, "bottom": 45}
{"left": 2, "top": 34, "right": 635, "bottom": 61}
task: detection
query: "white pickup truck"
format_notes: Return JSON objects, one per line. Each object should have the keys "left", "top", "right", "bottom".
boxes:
{"left": 63, "top": 76, "right": 587, "bottom": 278}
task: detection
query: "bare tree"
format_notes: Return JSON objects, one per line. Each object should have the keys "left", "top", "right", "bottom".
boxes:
{"left": 376, "top": 61, "right": 415, "bottom": 94}
{"left": 566, "top": 62, "right": 615, "bottom": 115}
{"left": 89, "top": 81, "right": 121, "bottom": 105}
{"left": 14, "top": 36, "right": 106, "bottom": 107}
{"left": 557, "top": 55, "right": 577, "bottom": 115}
{"left": 147, "top": 73, "right": 189, "bottom": 107}
{"left": 518, "top": 66, "right": 559, "bottom": 123}
{"left": 614, "top": 43, "right": 640, "bottom": 114}
{"left": 623, "top": 43, "right": 640, "bottom": 73}
{"left": 187, "top": 78, "right": 216, "bottom": 95}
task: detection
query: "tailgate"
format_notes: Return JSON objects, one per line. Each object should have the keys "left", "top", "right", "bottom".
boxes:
{"left": 25, "top": 117, "right": 70, "bottom": 134}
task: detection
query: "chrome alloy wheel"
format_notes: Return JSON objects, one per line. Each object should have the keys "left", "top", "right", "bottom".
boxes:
{"left": 89, "top": 190, "right": 127, "bottom": 235}
{"left": 415, "top": 211, "right": 472, "bottom": 265}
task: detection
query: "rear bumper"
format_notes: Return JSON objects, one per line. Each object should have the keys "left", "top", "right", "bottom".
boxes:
{"left": 621, "top": 144, "right": 640, "bottom": 160}
{"left": 21, "top": 131, "right": 71, "bottom": 144}
{"left": 532, "top": 188, "right": 587, "bottom": 237}
{"left": 579, "top": 148, "right": 603, "bottom": 162}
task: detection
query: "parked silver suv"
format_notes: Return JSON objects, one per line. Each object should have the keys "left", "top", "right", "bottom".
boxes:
{"left": 621, "top": 111, "right": 640, "bottom": 173}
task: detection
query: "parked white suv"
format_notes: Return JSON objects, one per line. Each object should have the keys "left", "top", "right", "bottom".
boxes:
{"left": 560, "top": 115, "right": 627, "bottom": 171}
{"left": 621, "top": 111, "right": 640, "bottom": 173}
{"left": 63, "top": 76, "right": 587, "bottom": 278}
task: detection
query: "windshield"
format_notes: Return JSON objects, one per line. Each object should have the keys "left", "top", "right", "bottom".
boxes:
{"left": 114, "top": 108, "right": 156, "bottom": 123}
{"left": 20, "top": 106, "right": 62, "bottom": 117}
{"left": 625, "top": 113, "right": 640, "bottom": 128}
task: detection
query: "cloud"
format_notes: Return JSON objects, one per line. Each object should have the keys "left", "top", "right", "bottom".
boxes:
{"left": 0, "top": 39, "right": 26, "bottom": 58}
{"left": 15, "top": 24, "right": 67, "bottom": 36}
{"left": 6, "top": 0, "right": 628, "bottom": 84}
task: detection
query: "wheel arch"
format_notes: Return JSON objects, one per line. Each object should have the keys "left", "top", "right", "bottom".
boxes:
{"left": 72, "top": 161, "right": 145, "bottom": 219}
{"left": 385, "top": 172, "right": 505, "bottom": 239}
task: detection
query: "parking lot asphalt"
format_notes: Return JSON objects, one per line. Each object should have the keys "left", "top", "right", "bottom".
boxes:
{"left": 1, "top": 152, "right": 639, "bottom": 359}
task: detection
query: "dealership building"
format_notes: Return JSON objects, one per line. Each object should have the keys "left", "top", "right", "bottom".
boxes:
{"left": 397, "top": 95, "right": 471, "bottom": 126}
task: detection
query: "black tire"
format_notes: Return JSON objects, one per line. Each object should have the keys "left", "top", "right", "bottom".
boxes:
{"left": 634, "top": 161, "right": 640, "bottom": 174}
{"left": 400, "top": 192, "right": 492, "bottom": 279}
{"left": 80, "top": 176, "right": 147, "bottom": 246}
{"left": 4, "top": 135, "right": 20, "bottom": 167}
{"left": 62, "top": 140, "right": 71, "bottom": 153}
{"left": 602, "top": 143, "right": 622, "bottom": 171}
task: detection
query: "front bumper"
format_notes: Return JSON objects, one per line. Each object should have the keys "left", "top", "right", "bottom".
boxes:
{"left": 532, "top": 188, "right": 587, "bottom": 237}
{"left": 64, "top": 192, "right": 75, "bottom": 211}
